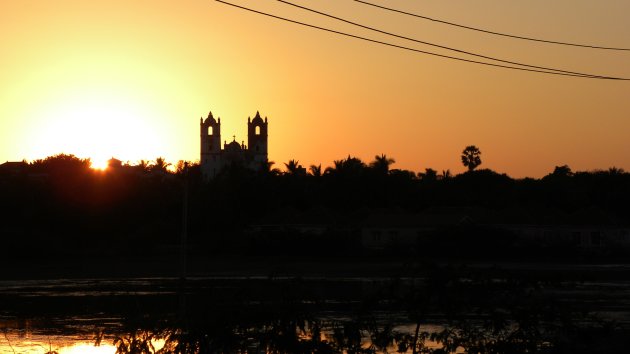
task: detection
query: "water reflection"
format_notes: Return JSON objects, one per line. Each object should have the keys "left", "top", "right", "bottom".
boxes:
{"left": 2, "top": 270, "right": 630, "bottom": 353}
{"left": 0, "top": 335, "right": 115, "bottom": 354}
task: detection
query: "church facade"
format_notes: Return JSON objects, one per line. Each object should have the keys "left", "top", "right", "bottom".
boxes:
{"left": 200, "top": 110, "right": 268, "bottom": 179}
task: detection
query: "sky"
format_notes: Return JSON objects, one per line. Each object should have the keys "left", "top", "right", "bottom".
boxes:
{"left": 1, "top": 0, "right": 629, "bottom": 176}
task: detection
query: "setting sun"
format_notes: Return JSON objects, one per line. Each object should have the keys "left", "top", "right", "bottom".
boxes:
{"left": 24, "top": 87, "right": 166, "bottom": 167}
{"left": 90, "top": 157, "right": 109, "bottom": 170}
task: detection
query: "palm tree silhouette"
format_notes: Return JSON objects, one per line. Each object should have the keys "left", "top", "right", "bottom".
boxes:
{"left": 324, "top": 159, "right": 345, "bottom": 175}
{"left": 152, "top": 157, "right": 171, "bottom": 173}
{"left": 326, "top": 156, "right": 366, "bottom": 178}
{"left": 259, "top": 160, "right": 281, "bottom": 176}
{"left": 418, "top": 168, "right": 438, "bottom": 182}
{"left": 137, "top": 160, "right": 151, "bottom": 173}
{"left": 461, "top": 145, "right": 482, "bottom": 171}
{"left": 309, "top": 164, "right": 322, "bottom": 177}
{"left": 369, "top": 154, "right": 395, "bottom": 175}
{"left": 284, "top": 159, "right": 304, "bottom": 175}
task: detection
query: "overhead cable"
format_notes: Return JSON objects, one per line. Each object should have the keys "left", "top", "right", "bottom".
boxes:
{"left": 215, "top": 1, "right": 628, "bottom": 80}
{"left": 355, "top": 0, "right": 630, "bottom": 51}
{"left": 274, "top": 0, "right": 602, "bottom": 77}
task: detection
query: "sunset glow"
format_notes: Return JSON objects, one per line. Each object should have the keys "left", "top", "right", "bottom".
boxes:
{"left": 29, "top": 89, "right": 164, "bottom": 167}
{"left": 1, "top": 0, "right": 629, "bottom": 176}
{"left": 59, "top": 343, "right": 116, "bottom": 354}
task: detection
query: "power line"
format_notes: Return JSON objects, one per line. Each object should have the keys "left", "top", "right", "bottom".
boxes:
{"left": 274, "top": 0, "right": 600, "bottom": 78}
{"left": 355, "top": 0, "right": 630, "bottom": 51}
{"left": 215, "top": 0, "right": 628, "bottom": 80}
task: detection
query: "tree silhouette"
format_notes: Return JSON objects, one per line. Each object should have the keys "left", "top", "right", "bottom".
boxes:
{"left": 174, "top": 160, "right": 186, "bottom": 174}
{"left": 324, "top": 156, "right": 366, "bottom": 179}
{"left": 324, "top": 159, "right": 345, "bottom": 175}
{"left": 259, "top": 160, "right": 281, "bottom": 176}
{"left": 137, "top": 160, "right": 151, "bottom": 173}
{"left": 551, "top": 164, "right": 573, "bottom": 178}
{"left": 461, "top": 145, "right": 482, "bottom": 171}
{"left": 418, "top": 168, "right": 438, "bottom": 182}
{"left": 30, "top": 153, "right": 91, "bottom": 174}
{"left": 608, "top": 166, "right": 625, "bottom": 175}
{"left": 309, "top": 164, "right": 322, "bottom": 177}
{"left": 369, "top": 154, "right": 395, "bottom": 175}
{"left": 152, "top": 157, "right": 171, "bottom": 173}
{"left": 284, "top": 159, "right": 304, "bottom": 175}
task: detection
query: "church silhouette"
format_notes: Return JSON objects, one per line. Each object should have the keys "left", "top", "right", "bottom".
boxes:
{"left": 200, "top": 110, "right": 268, "bottom": 179}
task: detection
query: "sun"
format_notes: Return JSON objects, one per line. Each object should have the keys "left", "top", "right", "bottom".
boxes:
{"left": 90, "top": 157, "right": 110, "bottom": 170}
{"left": 25, "top": 87, "right": 166, "bottom": 166}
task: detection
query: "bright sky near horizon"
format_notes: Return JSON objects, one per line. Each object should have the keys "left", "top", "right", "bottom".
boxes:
{"left": 1, "top": 0, "right": 629, "bottom": 177}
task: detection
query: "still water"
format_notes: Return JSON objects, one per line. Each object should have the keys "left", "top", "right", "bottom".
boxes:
{"left": 1, "top": 275, "right": 630, "bottom": 353}
{"left": 1, "top": 334, "right": 115, "bottom": 354}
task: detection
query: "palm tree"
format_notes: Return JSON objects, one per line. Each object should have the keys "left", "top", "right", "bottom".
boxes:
{"left": 175, "top": 160, "right": 187, "bottom": 174}
{"left": 343, "top": 156, "right": 366, "bottom": 172}
{"left": 325, "top": 156, "right": 366, "bottom": 178}
{"left": 309, "top": 164, "right": 322, "bottom": 177}
{"left": 418, "top": 168, "right": 438, "bottom": 182}
{"left": 324, "top": 159, "right": 345, "bottom": 175}
{"left": 152, "top": 157, "right": 171, "bottom": 173}
{"left": 137, "top": 160, "right": 151, "bottom": 173}
{"left": 284, "top": 159, "right": 304, "bottom": 175}
{"left": 461, "top": 145, "right": 482, "bottom": 171}
{"left": 260, "top": 160, "right": 281, "bottom": 176}
{"left": 369, "top": 154, "right": 395, "bottom": 175}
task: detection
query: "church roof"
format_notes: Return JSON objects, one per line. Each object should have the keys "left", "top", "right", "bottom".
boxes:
{"left": 251, "top": 111, "right": 264, "bottom": 124}
{"left": 225, "top": 140, "right": 242, "bottom": 151}
{"left": 203, "top": 111, "right": 217, "bottom": 124}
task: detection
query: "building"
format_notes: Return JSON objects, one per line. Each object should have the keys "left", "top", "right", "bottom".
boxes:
{"left": 200, "top": 110, "right": 268, "bottom": 179}
{"left": 0, "top": 161, "right": 28, "bottom": 177}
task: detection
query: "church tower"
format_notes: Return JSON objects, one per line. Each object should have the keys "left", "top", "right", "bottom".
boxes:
{"left": 200, "top": 111, "right": 222, "bottom": 178}
{"left": 199, "top": 110, "right": 269, "bottom": 180}
{"left": 247, "top": 111, "right": 268, "bottom": 166}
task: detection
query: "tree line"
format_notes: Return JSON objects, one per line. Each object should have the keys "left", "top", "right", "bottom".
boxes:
{"left": 1, "top": 147, "right": 629, "bottom": 265}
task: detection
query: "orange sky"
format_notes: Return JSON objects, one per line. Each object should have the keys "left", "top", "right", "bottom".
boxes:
{"left": 1, "top": 0, "right": 629, "bottom": 177}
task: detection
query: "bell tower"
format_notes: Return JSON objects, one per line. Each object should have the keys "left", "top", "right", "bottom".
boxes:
{"left": 247, "top": 111, "right": 268, "bottom": 165}
{"left": 200, "top": 111, "right": 222, "bottom": 178}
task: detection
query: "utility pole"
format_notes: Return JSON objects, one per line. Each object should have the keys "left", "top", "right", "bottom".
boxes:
{"left": 178, "top": 162, "right": 189, "bottom": 321}
{"left": 180, "top": 162, "right": 189, "bottom": 282}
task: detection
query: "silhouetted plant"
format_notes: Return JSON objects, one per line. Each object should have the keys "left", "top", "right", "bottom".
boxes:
{"left": 283, "top": 159, "right": 305, "bottom": 176}
{"left": 418, "top": 168, "right": 438, "bottom": 182}
{"left": 461, "top": 145, "right": 482, "bottom": 171}
{"left": 29, "top": 153, "right": 92, "bottom": 174}
{"left": 549, "top": 164, "right": 573, "bottom": 178}
{"left": 326, "top": 155, "right": 366, "bottom": 178}
{"left": 607, "top": 166, "right": 625, "bottom": 175}
{"left": 369, "top": 154, "right": 395, "bottom": 175}
{"left": 260, "top": 159, "right": 281, "bottom": 176}
{"left": 113, "top": 331, "right": 157, "bottom": 354}
{"left": 152, "top": 157, "right": 171, "bottom": 174}
{"left": 136, "top": 160, "right": 151, "bottom": 173}
{"left": 308, "top": 164, "right": 322, "bottom": 177}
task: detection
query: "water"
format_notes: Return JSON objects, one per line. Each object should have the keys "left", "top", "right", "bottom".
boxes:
{"left": 2, "top": 275, "right": 630, "bottom": 353}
